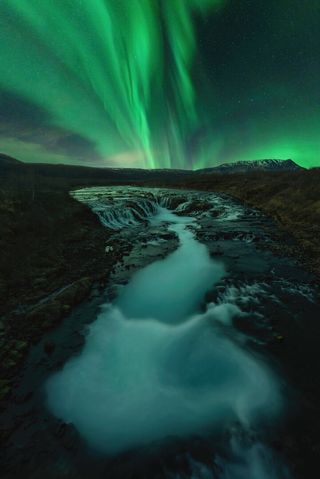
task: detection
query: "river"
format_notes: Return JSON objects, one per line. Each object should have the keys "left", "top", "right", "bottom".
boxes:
{"left": 2, "top": 187, "right": 319, "bottom": 478}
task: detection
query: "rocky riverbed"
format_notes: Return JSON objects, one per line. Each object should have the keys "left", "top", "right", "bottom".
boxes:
{"left": 1, "top": 186, "right": 319, "bottom": 479}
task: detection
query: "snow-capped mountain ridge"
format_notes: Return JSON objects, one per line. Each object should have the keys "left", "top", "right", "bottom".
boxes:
{"left": 198, "top": 159, "right": 303, "bottom": 173}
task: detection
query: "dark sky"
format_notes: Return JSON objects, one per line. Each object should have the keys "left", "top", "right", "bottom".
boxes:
{"left": 0, "top": 0, "right": 319, "bottom": 169}
{"left": 193, "top": 0, "right": 320, "bottom": 168}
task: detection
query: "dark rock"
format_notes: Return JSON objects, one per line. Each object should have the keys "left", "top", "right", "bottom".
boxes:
{"left": 0, "top": 380, "right": 11, "bottom": 400}
{"left": 44, "top": 341, "right": 56, "bottom": 355}
{"left": 210, "top": 248, "right": 224, "bottom": 257}
{"left": 14, "top": 390, "right": 33, "bottom": 404}
{"left": 25, "top": 277, "right": 94, "bottom": 336}
{"left": 53, "top": 421, "right": 80, "bottom": 451}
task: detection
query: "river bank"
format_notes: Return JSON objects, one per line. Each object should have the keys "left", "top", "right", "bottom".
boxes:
{"left": 1, "top": 186, "right": 319, "bottom": 479}
{"left": 1, "top": 177, "right": 319, "bottom": 404}
{"left": 0, "top": 184, "right": 126, "bottom": 401}
{"left": 166, "top": 169, "right": 320, "bottom": 275}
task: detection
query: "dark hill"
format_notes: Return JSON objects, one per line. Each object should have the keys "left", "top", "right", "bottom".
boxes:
{"left": 0, "top": 153, "right": 24, "bottom": 166}
{"left": 0, "top": 155, "right": 191, "bottom": 187}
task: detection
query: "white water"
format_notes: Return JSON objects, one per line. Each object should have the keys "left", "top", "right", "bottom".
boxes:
{"left": 117, "top": 208, "right": 224, "bottom": 323}
{"left": 71, "top": 186, "right": 246, "bottom": 230}
{"left": 47, "top": 201, "right": 284, "bottom": 476}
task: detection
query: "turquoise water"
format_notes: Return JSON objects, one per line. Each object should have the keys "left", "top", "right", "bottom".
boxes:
{"left": 47, "top": 205, "right": 282, "bottom": 466}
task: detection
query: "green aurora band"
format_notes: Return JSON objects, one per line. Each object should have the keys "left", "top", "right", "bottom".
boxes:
{"left": 0, "top": 0, "right": 319, "bottom": 169}
{"left": 0, "top": 0, "right": 224, "bottom": 168}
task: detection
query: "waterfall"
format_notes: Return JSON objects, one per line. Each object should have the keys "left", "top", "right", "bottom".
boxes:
{"left": 46, "top": 187, "right": 290, "bottom": 478}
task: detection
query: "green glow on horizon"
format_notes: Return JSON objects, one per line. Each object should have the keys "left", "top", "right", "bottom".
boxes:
{"left": 195, "top": 119, "right": 320, "bottom": 170}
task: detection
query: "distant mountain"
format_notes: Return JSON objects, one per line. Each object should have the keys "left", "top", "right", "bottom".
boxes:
{"left": 0, "top": 154, "right": 304, "bottom": 184}
{"left": 0, "top": 153, "right": 24, "bottom": 166}
{"left": 197, "top": 159, "right": 303, "bottom": 174}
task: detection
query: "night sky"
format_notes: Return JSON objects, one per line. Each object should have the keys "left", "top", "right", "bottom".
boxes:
{"left": 0, "top": 0, "right": 319, "bottom": 169}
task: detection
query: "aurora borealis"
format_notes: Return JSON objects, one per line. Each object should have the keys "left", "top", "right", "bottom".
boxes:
{"left": 0, "top": 0, "right": 319, "bottom": 169}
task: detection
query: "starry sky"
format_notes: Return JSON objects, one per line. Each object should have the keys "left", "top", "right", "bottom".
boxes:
{"left": 0, "top": 0, "right": 319, "bottom": 169}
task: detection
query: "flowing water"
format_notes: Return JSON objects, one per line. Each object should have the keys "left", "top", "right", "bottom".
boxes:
{"left": 3, "top": 186, "right": 319, "bottom": 478}
{"left": 46, "top": 188, "right": 290, "bottom": 477}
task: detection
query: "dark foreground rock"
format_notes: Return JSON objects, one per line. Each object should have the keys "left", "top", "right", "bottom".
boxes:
{"left": 1, "top": 184, "right": 319, "bottom": 479}
{"left": 0, "top": 185, "right": 129, "bottom": 400}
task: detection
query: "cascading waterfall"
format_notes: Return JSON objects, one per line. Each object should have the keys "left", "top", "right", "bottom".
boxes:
{"left": 71, "top": 186, "right": 245, "bottom": 230}
{"left": 94, "top": 198, "right": 157, "bottom": 229}
{"left": 47, "top": 187, "right": 289, "bottom": 478}
{"left": 72, "top": 187, "right": 175, "bottom": 229}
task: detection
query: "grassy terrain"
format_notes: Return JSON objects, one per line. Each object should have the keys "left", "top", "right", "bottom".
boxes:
{"left": 1, "top": 159, "right": 319, "bottom": 400}
{"left": 0, "top": 173, "right": 119, "bottom": 400}
{"left": 171, "top": 169, "right": 320, "bottom": 275}
{"left": 0, "top": 182, "right": 111, "bottom": 316}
